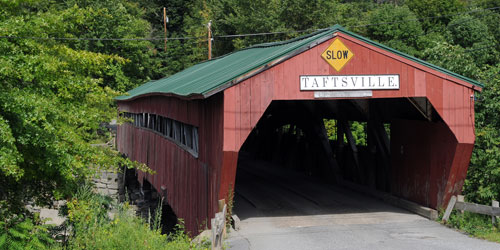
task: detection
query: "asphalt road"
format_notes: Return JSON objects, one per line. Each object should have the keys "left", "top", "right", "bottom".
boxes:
{"left": 226, "top": 159, "right": 500, "bottom": 250}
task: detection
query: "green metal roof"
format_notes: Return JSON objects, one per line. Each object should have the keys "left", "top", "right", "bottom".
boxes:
{"left": 116, "top": 25, "right": 483, "bottom": 101}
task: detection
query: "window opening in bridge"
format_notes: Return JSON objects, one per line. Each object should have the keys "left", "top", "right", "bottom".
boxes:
{"left": 350, "top": 121, "right": 367, "bottom": 147}
{"left": 324, "top": 119, "right": 338, "bottom": 141}
{"left": 384, "top": 123, "right": 391, "bottom": 140}
{"left": 122, "top": 112, "right": 199, "bottom": 157}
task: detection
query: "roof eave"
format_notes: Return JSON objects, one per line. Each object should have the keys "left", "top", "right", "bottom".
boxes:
{"left": 115, "top": 92, "right": 205, "bottom": 102}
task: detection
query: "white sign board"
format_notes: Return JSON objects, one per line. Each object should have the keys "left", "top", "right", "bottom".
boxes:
{"left": 300, "top": 75, "right": 400, "bottom": 91}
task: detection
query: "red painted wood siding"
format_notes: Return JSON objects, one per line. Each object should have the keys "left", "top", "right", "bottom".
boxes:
{"left": 117, "top": 94, "right": 223, "bottom": 234}
{"left": 390, "top": 119, "right": 473, "bottom": 208}
{"left": 221, "top": 32, "right": 477, "bottom": 208}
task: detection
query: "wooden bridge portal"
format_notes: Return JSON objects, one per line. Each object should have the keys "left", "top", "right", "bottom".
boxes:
{"left": 116, "top": 25, "right": 482, "bottom": 234}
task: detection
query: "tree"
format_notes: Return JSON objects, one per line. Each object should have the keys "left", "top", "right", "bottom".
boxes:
{"left": 406, "top": 0, "right": 466, "bottom": 31}
{"left": 464, "top": 64, "right": 500, "bottom": 203}
{"left": 366, "top": 4, "right": 424, "bottom": 55}
{"left": 0, "top": 0, "right": 147, "bottom": 219}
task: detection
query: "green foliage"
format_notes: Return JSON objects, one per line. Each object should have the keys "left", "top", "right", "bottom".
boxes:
{"left": 52, "top": 0, "right": 157, "bottom": 89}
{"left": 406, "top": 0, "right": 466, "bottom": 31}
{"left": 324, "top": 119, "right": 338, "bottom": 141}
{"left": 63, "top": 185, "right": 200, "bottom": 250}
{"left": 447, "top": 14, "right": 491, "bottom": 48}
{"left": 0, "top": 0, "right": 499, "bottom": 247}
{"left": 446, "top": 211, "right": 500, "bottom": 243}
{"left": 66, "top": 185, "right": 112, "bottom": 231}
{"left": 464, "top": 65, "right": 500, "bottom": 204}
{"left": 350, "top": 121, "right": 367, "bottom": 146}
{"left": 422, "top": 41, "right": 481, "bottom": 79}
{"left": 0, "top": 215, "right": 55, "bottom": 250}
{"left": 323, "top": 120, "right": 367, "bottom": 146}
{"left": 226, "top": 185, "right": 234, "bottom": 230}
{"left": 0, "top": 0, "right": 149, "bottom": 220}
{"left": 366, "top": 4, "right": 424, "bottom": 54}
{"left": 466, "top": 126, "right": 500, "bottom": 202}
{"left": 0, "top": 116, "right": 22, "bottom": 179}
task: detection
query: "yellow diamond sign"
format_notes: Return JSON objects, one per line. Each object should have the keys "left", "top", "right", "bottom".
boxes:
{"left": 321, "top": 38, "right": 354, "bottom": 72}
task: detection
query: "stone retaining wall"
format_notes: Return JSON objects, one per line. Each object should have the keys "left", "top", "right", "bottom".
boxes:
{"left": 93, "top": 170, "right": 124, "bottom": 202}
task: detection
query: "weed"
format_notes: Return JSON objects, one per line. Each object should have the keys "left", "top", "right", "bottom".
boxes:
{"left": 59, "top": 184, "right": 203, "bottom": 249}
{"left": 225, "top": 185, "right": 234, "bottom": 230}
{"left": 446, "top": 210, "right": 500, "bottom": 243}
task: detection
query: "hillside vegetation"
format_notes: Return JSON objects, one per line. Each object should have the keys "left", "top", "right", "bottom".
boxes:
{"left": 1, "top": 0, "right": 499, "bottom": 247}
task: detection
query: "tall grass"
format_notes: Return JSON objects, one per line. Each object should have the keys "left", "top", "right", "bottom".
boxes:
{"left": 61, "top": 185, "right": 205, "bottom": 249}
{"left": 446, "top": 211, "right": 500, "bottom": 243}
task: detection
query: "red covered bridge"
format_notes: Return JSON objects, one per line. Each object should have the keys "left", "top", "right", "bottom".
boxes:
{"left": 116, "top": 25, "right": 482, "bottom": 234}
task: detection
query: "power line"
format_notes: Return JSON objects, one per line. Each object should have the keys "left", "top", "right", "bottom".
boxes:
{"left": 0, "top": 29, "right": 318, "bottom": 42}
{"left": 348, "top": 6, "right": 500, "bottom": 28}
{"left": 465, "top": 43, "right": 499, "bottom": 52}
{"left": 215, "top": 28, "right": 320, "bottom": 38}
{"left": 0, "top": 35, "right": 200, "bottom": 41}
{"left": 0, "top": 6, "right": 497, "bottom": 42}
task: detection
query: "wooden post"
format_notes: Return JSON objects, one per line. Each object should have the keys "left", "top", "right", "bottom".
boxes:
{"left": 336, "top": 118, "right": 344, "bottom": 169}
{"left": 442, "top": 195, "right": 457, "bottom": 222}
{"left": 211, "top": 218, "right": 218, "bottom": 250}
{"left": 303, "top": 103, "right": 342, "bottom": 183}
{"left": 218, "top": 199, "right": 226, "bottom": 238}
{"left": 341, "top": 119, "right": 364, "bottom": 184}
{"left": 163, "top": 7, "right": 168, "bottom": 52}
{"left": 493, "top": 200, "right": 499, "bottom": 224}
{"left": 457, "top": 195, "right": 465, "bottom": 214}
{"left": 208, "top": 20, "right": 212, "bottom": 60}
{"left": 211, "top": 201, "right": 226, "bottom": 250}
{"left": 218, "top": 199, "right": 225, "bottom": 212}
{"left": 369, "top": 120, "right": 391, "bottom": 191}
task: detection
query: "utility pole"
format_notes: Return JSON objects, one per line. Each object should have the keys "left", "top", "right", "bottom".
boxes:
{"left": 208, "top": 20, "right": 212, "bottom": 60}
{"left": 163, "top": 7, "right": 168, "bottom": 52}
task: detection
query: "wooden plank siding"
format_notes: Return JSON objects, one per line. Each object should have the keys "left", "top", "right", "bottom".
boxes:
{"left": 117, "top": 93, "right": 223, "bottom": 234}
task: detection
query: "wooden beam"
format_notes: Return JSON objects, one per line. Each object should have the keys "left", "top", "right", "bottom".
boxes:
{"left": 493, "top": 200, "right": 499, "bottom": 224}
{"left": 455, "top": 201, "right": 500, "bottom": 216}
{"left": 407, "top": 97, "right": 432, "bottom": 121}
{"left": 443, "top": 196, "right": 500, "bottom": 222}
{"left": 304, "top": 102, "right": 342, "bottom": 183}
{"left": 375, "top": 122, "right": 390, "bottom": 156}
{"left": 314, "top": 117, "right": 342, "bottom": 184}
{"left": 457, "top": 195, "right": 465, "bottom": 214}
{"left": 442, "top": 195, "right": 457, "bottom": 222}
{"left": 367, "top": 102, "right": 391, "bottom": 190}
{"left": 349, "top": 99, "right": 369, "bottom": 119}
{"left": 368, "top": 120, "right": 391, "bottom": 190}
{"left": 218, "top": 199, "right": 227, "bottom": 238}
{"left": 340, "top": 119, "right": 364, "bottom": 183}
{"left": 342, "top": 180, "right": 438, "bottom": 220}
{"left": 341, "top": 120, "right": 358, "bottom": 154}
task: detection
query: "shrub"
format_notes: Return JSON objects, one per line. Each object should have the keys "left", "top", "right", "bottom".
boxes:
{"left": 0, "top": 214, "right": 55, "bottom": 250}
{"left": 63, "top": 185, "right": 201, "bottom": 250}
{"left": 446, "top": 211, "right": 500, "bottom": 243}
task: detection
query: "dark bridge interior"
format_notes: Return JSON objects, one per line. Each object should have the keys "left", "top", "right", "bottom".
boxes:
{"left": 234, "top": 98, "right": 441, "bottom": 219}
